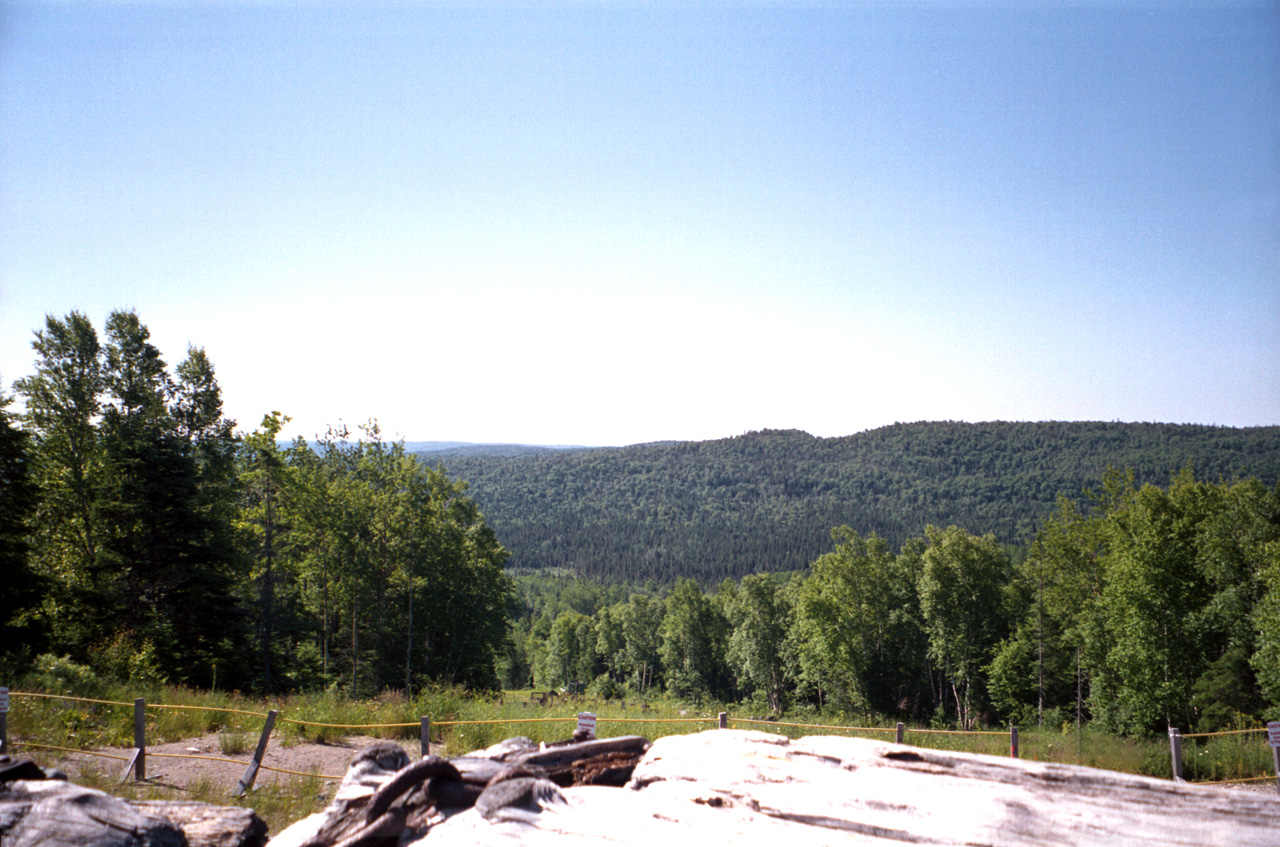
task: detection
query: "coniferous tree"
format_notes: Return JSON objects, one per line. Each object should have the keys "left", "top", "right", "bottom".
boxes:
{"left": 0, "top": 385, "right": 44, "bottom": 664}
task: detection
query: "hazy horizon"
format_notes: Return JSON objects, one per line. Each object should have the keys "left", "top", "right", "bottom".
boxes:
{"left": 4, "top": 2, "right": 1277, "bottom": 447}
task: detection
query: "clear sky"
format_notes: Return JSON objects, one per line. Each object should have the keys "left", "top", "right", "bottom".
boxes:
{"left": 2, "top": 1, "right": 1277, "bottom": 447}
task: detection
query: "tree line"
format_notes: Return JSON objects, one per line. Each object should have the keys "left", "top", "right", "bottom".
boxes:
{"left": 432, "top": 424, "right": 1280, "bottom": 585}
{"left": 507, "top": 469, "right": 1280, "bottom": 735}
{"left": 1, "top": 311, "right": 513, "bottom": 694}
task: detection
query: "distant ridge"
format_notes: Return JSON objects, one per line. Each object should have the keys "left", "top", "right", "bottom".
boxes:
{"left": 424, "top": 421, "right": 1280, "bottom": 585}
{"left": 285, "top": 440, "right": 599, "bottom": 457}
{"left": 408, "top": 442, "right": 599, "bottom": 458}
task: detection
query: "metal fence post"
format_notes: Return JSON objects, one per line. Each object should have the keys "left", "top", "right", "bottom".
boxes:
{"left": 1168, "top": 727, "right": 1183, "bottom": 782}
{"left": 420, "top": 716, "right": 431, "bottom": 758}
{"left": 896, "top": 722, "right": 905, "bottom": 745}
{"left": 718, "top": 712, "right": 728, "bottom": 729}
{"left": 1010, "top": 725, "right": 1019, "bottom": 758}
{"left": 133, "top": 699, "right": 146, "bottom": 782}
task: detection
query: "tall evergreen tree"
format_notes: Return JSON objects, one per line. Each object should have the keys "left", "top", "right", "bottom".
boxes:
{"left": 95, "top": 311, "right": 243, "bottom": 685}
{"left": 0, "top": 385, "right": 44, "bottom": 664}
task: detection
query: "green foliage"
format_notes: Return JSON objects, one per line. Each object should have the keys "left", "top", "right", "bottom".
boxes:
{"left": 0, "top": 385, "right": 43, "bottom": 661}
{"left": 991, "top": 471, "right": 1280, "bottom": 735}
{"left": 918, "top": 526, "right": 1008, "bottom": 729}
{"left": 5, "top": 311, "right": 514, "bottom": 696}
{"left": 431, "top": 423, "right": 1280, "bottom": 585}
{"left": 13, "top": 311, "right": 245, "bottom": 688}
{"left": 725, "top": 573, "right": 795, "bottom": 714}
{"left": 29, "top": 653, "right": 106, "bottom": 698}
{"left": 793, "top": 530, "right": 899, "bottom": 713}
{"left": 660, "top": 578, "right": 732, "bottom": 703}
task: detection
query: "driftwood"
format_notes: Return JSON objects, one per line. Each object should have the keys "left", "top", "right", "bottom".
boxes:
{"left": 135, "top": 802, "right": 269, "bottom": 847}
{"left": 423, "top": 730, "right": 1280, "bottom": 846}
{"left": 0, "top": 756, "right": 267, "bottom": 847}
{"left": 268, "top": 735, "right": 651, "bottom": 847}
{"left": 0, "top": 779, "right": 187, "bottom": 847}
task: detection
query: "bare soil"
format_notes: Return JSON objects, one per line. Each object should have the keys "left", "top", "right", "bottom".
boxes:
{"left": 49, "top": 734, "right": 438, "bottom": 793}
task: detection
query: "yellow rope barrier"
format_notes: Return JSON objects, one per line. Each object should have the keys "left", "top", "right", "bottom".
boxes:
{"left": 595, "top": 717, "right": 717, "bottom": 724}
{"left": 732, "top": 718, "right": 897, "bottom": 732}
{"left": 1181, "top": 728, "right": 1267, "bottom": 738}
{"left": 259, "top": 763, "right": 343, "bottom": 780}
{"left": 149, "top": 751, "right": 249, "bottom": 767}
{"left": 146, "top": 751, "right": 344, "bottom": 780}
{"left": 10, "top": 691, "right": 135, "bottom": 708}
{"left": 1195, "top": 774, "right": 1277, "bottom": 785}
{"left": 434, "top": 717, "right": 576, "bottom": 726}
{"left": 148, "top": 703, "right": 271, "bottom": 719}
{"left": 274, "top": 718, "right": 418, "bottom": 729}
{"left": 12, "top": 741, "right": 132, "bottom": 761}
{"left": 909, "top": 728, "right": 1007, "bottom": 736}
{"left": 432, "top": 716, "right": 718, "bottom": 726}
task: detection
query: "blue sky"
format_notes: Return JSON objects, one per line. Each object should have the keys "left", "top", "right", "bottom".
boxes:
{"left": 2, "top": 2, "right": 1277, "bottom": 446}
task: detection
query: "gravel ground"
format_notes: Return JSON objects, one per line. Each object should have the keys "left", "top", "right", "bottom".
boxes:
{"left": 47, "top": 733, "right": 437, "bottom": 792}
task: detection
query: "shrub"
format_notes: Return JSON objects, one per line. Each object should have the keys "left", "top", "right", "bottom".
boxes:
{"left": 29, "top": 653, "right": 104, "bottom": 697}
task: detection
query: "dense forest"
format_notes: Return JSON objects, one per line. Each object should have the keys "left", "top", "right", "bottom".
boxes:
{"left": 427, "top": 423, "right": 1280, "bottom": 584}
{"left": 503, "top": 470, "right": 1280, "bottom": 735}
{"left": 6, "top": 310, "right": 1280, "bottom": 737}
{"left": 1, "top": 311, "right": 513, "bottom": 695}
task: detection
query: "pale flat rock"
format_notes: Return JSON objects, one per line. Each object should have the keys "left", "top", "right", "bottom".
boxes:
{"left": 422, "top": 729, "right": 1280, "bottom": 847}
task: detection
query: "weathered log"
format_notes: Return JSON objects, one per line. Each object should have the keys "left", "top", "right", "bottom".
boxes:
{"left": 268, "top": 734, "right": 650, "bottom": 847}
{"left": 0, "top": 779, "right": 187, "bottom": 847}
{"left": 135, "top": 801, "right": 269, "bottom": 847}
{"left": 1, "top": 754, "right": 267, "bottom": 847}
{"left": 424, "top": 729, "right": 1280, "bottom": 846}
{"left": 507, "top": 735, "right": 651, "bottom": 787}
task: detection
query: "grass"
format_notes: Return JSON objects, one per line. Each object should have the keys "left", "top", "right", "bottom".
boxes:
{"left": 217, "top": 730, "right": 250, "bottom": 756}
{"left": 67, "top": 762, "right": 329, "bottom": 835}
{"left": 8, "top": 673, "right": 1277, "bottom": 833}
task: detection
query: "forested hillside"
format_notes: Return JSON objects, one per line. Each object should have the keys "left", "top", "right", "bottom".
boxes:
{"left": 505, "top": 471, "right": 1280, "bottom": 736}
{"left": 427, "top": 423, "right": 1280, "bottom": 584}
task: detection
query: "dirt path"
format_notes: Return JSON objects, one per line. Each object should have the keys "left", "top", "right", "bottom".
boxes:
{"left": 49, "top": 734, "right": 434, "bottom": 793}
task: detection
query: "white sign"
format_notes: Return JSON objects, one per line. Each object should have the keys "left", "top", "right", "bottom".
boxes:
{"left": 0, "top": 687, "right": 8, "bottom": 713}
{"left": 1268, "top": 722, "right": 1280, "bottom": 749}
{"left": 576, "top": 711, "right": 597, "bottom": 739}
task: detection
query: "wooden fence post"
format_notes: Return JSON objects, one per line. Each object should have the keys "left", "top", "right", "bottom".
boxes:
{"left": 1168, "top": 727, "right": 1183, "bottom": 782}
{"left": 235, "top": 709, "right": 277, "bottom": 797}
{"left": 718, "top": 712, "right": 728, "bottom": 729}
{"left": 133, "top": 699, "right": 146, "bottom": 782}
{"left": 420, "top": 716, "right": 431, "bottom": 758}
{"left": 896, "top": 722, "right": 905, "bottom": 745}
{"left": 1272, "top": 744, "right": 1280, "bottom": 796}
{"left": 1010, "top": 725, "right": 1019, "bottom": 758}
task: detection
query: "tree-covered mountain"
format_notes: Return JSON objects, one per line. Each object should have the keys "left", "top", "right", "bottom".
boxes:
{"left": 423, "top": 422, "right": 1280, "bottom": 585}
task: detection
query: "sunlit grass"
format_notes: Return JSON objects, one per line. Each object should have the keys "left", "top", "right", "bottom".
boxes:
{"left": 9, "top": 672, "right": 1277, "bottom": 802}
{"left": 62, "top": 760, "right": 332, "bottom": 835}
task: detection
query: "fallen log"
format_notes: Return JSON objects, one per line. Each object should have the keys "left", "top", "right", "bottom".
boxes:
{"left": 0, "top": 779, "right": 188, "bottom": 847}
{"left": 0, "top": 756, "right": 267, "bottom": 847}
{"left": 424, "top": 729, "right": 1280, "bottom": 846}
{"left": 268, "top": 735, "right": 651, "bottom": 847}
{"left": 134, "top": 801, "right": 269, "bottom": 847}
